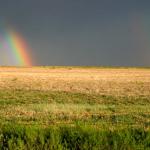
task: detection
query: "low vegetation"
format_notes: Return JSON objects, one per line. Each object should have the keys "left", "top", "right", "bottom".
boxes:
{"left": 0, "top": 67, "right": 150, "bottom": 149}
{"left": 1, "top": 124, "right": 150, "bottom": 149}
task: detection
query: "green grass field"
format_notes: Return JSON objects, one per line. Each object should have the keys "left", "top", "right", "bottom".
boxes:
{"left": 0, "top": 67, "right": 150, "bottom": 149}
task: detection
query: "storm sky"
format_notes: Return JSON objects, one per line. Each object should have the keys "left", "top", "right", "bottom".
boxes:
{"left": 0, "top": 0, "right": 150, "bottom": 66}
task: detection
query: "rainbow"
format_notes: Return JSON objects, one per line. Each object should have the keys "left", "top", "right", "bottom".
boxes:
{"left": 131, "top": 13, "right": 150, "bottom": 65}
{"left": 0, "top": 27, "right": 32, "bottom": 66}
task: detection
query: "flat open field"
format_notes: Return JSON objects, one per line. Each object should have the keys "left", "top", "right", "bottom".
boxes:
{"left": 0, "top": 67, "right": 150, "bottom": 149}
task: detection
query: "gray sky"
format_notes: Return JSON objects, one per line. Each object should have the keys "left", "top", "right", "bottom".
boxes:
{"left": 0, "top": 0, "right": 150, "bottom": 66}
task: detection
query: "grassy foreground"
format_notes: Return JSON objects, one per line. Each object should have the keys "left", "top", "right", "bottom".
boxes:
{"left": 0, "top": 67, "right": 150, "bottom": 149}
{"left": 1, "top": 124, "right": 150, "bottom": 149}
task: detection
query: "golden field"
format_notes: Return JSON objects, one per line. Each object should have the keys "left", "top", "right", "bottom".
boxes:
{"left": 0, "top": 67, "right": 150, "bottom": 96}
{"left": 0, "top": 67, "right": 150, "bottom": 128}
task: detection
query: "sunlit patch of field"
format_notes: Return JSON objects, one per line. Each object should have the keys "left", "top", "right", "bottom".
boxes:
{"left": 0, "top": 67, "right": 150, "bottom": 149}
{"left": 0, "top": 67, "right": 150, "bottom": 96}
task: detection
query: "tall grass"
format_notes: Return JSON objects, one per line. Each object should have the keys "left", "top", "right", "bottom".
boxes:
{"left": 0, "top": 124, "right": 150, "bottom": 150}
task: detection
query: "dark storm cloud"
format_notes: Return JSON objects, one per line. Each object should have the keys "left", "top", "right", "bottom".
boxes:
{"left": 0, "top": 0, "right": 150, "bottom": 66}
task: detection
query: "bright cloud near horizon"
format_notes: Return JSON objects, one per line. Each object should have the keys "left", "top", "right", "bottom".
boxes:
{"left": 0, "top": 0, "right": 150, "bottom": 66}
